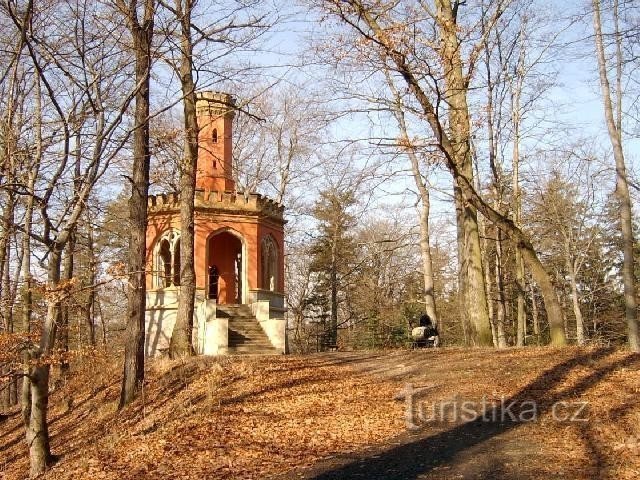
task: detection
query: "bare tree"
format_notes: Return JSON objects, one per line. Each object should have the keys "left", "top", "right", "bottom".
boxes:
{"left": 591, "top": 0, "right": 639, "bottom": 352}
{"left": 319, "top": 0, "right": 567, "bottom": 345}
{"left": 118, "top": 0, "right": 156, "bottom": 408}
{"left": 385, "top": 76, "right": 439, "bottom": 326}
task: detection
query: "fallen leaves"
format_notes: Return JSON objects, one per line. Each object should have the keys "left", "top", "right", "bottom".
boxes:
{"left": 1, "top": 347, "right": 639, "bottom": 479}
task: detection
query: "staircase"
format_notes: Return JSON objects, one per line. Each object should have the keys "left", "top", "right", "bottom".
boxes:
{"left": 216, "top": 304, "right": 279, "bottom": 355}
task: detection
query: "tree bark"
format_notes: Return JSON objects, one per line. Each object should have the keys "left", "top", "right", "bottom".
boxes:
{"left": 170, "top": 0, "right": 197, "bottom": 358}
{"left": 26, "top": 245, "right": 62, "bottom": 477}
{"left": 511, "top": 30, "right": 526, "bottom": 347}
{"left": 436, "top": 0, "right": 492, "bottom": 346}
{"left": 530, "top": 283, "right": 539, "bottom": 343}
{"left": 120, "top": 0, "right": 155, "bottom": 407}
{"left": 592, "top": 0, "right": 639, "bottom": 352}
{"left": 568, "top": 261, "right": 585, "bottom": 345}
{"left": 494, "top": 231, "right": 508, "bottom": 348}
{"left": 59, "top": 230, "right": 75, "bottom": 375}
{"left": 84, "top": 226, "right": 97, "bottom": 346}
{"left": 330, "top": 238, "right": 338, "bottom": 346}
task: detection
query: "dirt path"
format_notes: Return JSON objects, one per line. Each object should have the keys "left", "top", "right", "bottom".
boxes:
{"left": 277, "top": 348, "right": 640, "bottom": 480}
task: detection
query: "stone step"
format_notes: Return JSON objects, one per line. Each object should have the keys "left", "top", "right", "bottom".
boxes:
{"left": 215, "top": 304, "right": 279, "bottom": 355}
{"left": 227, "top": 346, "right": 279, "bottom": 355}
{"left": 228, "top": 334, "right": 272, "bottom": 343}
{"left": 228, "top": 329, "right": 271, "bottom": 339}
{"left": 228, "top": 336, "right": 273, "bottom": 345}
{"left": 228, "top": 322, "right": 264, "bottom": 328}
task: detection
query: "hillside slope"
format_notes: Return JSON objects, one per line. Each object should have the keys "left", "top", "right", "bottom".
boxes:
{"left": 1, "top": 348, "right": 639, "bottom": 479}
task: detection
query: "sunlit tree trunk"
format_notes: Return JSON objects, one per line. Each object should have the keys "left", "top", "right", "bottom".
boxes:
{"left": 511, "top": 29, "right": 526, "bottom": 347}
{"left": 387, "top": 84, "right": 439, "bottom": 326}
{"left": 170, "top": 0, "right": 197, "bottom": 358}
{"left": 592, "top": 0, "right": 639, "bottom": 352}
{"left": 436, "top": 0, "right": 491, "bottom": 345}
{"left": 120, "top": 0, "right": 156, "bottom": 407}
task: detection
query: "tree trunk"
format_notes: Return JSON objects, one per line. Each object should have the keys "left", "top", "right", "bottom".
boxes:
{"left": 26, "top": 245, "right": 63, "bottom": 477}
{"left": 454, "top": 188, "right": 470, "bottom": 345}
{"left": 530, "top": 283, "right": 539, "bottom": 343}
{"left": 120, "top": 0, "right": 155, "bottom": 407}
{"left": 330, "top": 241, "right": 338, "bottom": 346}
{"left": 170, "top": 0, "right": 197, "bottom": 358}
{"left": 511, "top": 38, "right": 526, "bottom": 348}
{"left": 483, "top": 42, "right": 503, "bottom": 349}
{"left": 436, "top": 0, "right": 491, "bottom": 346}
{"left": 567, "top": 255, "right": 585, "bottom": 345}
{"left": 494, "top": 231, "right": 508, "bottom": 348}
{"left": 592, "top": 0, "right": 639, "bottom": 352}
{"left": 390, "top": 93, "right": 439, "bottom": 326}
{"left": 0, "top": 195, "right": 14, "bottom": 410}
{"left": 21, "top": 69, "right": 40, "bottom": 427}
{"left": 481, "top": 227, "right": 497, "bottom": 347}
{"left": 84, "top": 228, "right": 97, "bottom": 346}
{"left": 59, "top": 230, "right": 75, "bottom": 375}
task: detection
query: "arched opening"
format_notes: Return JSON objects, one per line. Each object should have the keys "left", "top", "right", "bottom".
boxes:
{"left": 207, "top": 230, "right": 244, "bottom": 304}
{"left": 173, "top": 239, "right": 181, "bottom": 286}
{"left": 212, "top": 128, "right": 218, "bottom": 143}
{"left": 158, "top": 239, "right": 171, "bottom": 288}
{"left": 261, "top": 236, "right": 278, "bottom": 291}
{"left": 154, "top": 230, "right": 181, "bottom": 288}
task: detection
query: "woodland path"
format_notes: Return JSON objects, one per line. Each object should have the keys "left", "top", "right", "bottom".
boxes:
{"left": 277, "top": 349, "right": 639, "bottom": 480}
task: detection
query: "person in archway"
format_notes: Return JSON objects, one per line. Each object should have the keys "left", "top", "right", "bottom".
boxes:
{"left": 208, "top": 265, "right": 219, "bottom": 300}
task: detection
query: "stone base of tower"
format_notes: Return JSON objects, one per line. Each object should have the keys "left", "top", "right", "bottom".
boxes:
{"left": 144, "top": 288, "right": 286, "bottom": 357}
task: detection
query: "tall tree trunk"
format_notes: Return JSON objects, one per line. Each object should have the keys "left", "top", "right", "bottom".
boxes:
{"left": 59, "top": 230, "right": 75, "bottom": 375}
{"left": 120, "top": 0, "right": 155, "bottom": 407}
{"left": 530, "top": 283, "right": 539, "bottom": 343}
{"left": 26, "top": 245, "right": 63, "bottom": 477}
{"left": 84, "top": 227, "right": 97, "bottom": 346}
{"left": 170, "top": 0, "right": 197, "bottom": 358}
{"left": 483, "top": 41, "right": 504, "bottom": 348}
{"left": 388, "top": 88, "right": 439, "bottom": 326}
{"left": 565, "top": 238, "right": 585, "bottom": 345}
{"left": 0, "top": 194, "right": 15, "bottom": 410}
{"left": 436, "top": 0, "right": 491, "bottom": 346}
{"left": 481, "top": 227, "right": 498, "bottom": 347}
{"left": 494, "top": 231, "right": 508, "bottom": 348}
{"left": 592, "top": 0, "right": 639, "bottom": 352}
{"left": 511, "top": 33, "right": 527, "bottom": 348}
{"left": 21, "top": 69, "right": 40, "bottom": 427}
{"left": 60, "top": 129, "right": 83, "bottom": 372}
{"left": 330, "top": 240, "right": 338, "bottom": 346}
{"left": 454, "top": 189, "right": 470, "bottom": 344}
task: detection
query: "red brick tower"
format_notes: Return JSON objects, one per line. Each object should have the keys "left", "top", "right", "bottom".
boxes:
{"left": 144, "top": 92, "right": 286, "bottom": 356}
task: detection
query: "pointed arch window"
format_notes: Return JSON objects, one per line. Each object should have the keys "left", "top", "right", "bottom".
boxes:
{"left": 212, "top": 128, "right": 218, "bottom": 143}
{"left": 260, "top": 236, "right": 278, "bottom": 291}
{"left": 155, "top": 230, "right": 181, "bottom": 288}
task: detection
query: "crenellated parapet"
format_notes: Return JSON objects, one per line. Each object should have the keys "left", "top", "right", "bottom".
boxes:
{"left": 195, "top": 91, "right": 235, "bottom": 119}
{"left": 147, "top": 189, "right": 285, "bottom": 222}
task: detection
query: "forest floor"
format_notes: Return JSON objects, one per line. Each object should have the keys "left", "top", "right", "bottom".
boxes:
{"left": 1, "top": 347, "right": 639, "bottom": 479}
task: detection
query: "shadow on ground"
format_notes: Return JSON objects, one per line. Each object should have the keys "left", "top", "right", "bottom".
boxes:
{"left": 278, "top": 348, "right": 639, "bottom": 480}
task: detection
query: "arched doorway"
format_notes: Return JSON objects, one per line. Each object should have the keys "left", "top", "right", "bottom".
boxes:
{"left": 207, "top": 230, "right": 245, "bottom": 304}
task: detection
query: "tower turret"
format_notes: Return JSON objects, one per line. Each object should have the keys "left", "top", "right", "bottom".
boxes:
{"left": 195, "top": 91, "right": 235, "bottom": 192}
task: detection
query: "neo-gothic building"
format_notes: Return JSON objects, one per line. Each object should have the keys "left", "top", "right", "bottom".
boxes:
{"left": 144, "top": 92, "right": 286, "bottom": 356}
